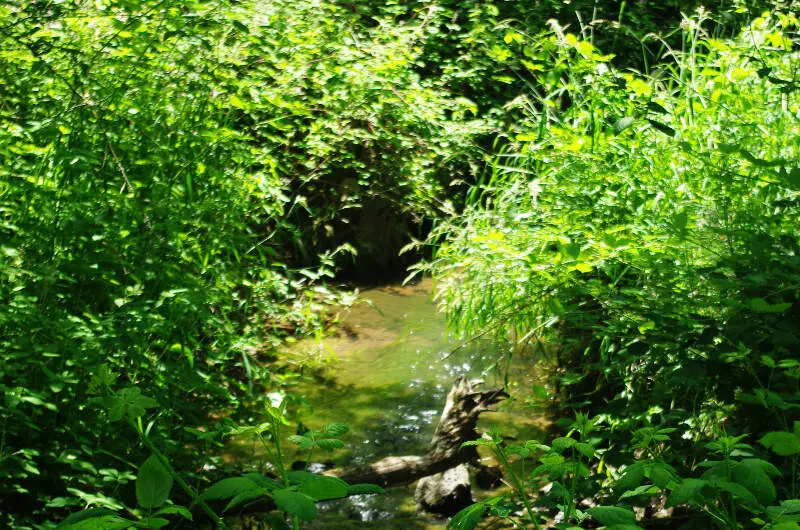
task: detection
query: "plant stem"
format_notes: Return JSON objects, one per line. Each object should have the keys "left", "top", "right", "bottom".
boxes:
{"left": 133, "top": 420, "right": 227, "bottom": 529}
{"left": 495, "top": 447, "right": 541, "bottom": 530}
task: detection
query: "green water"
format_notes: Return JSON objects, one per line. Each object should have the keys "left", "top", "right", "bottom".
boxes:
{"left": 232, "top": 279, "right": 547, "bottom": 528}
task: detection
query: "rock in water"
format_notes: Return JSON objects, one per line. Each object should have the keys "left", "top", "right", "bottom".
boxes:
{"left": 414, "top": 464, "right": 473, "bottom": 516}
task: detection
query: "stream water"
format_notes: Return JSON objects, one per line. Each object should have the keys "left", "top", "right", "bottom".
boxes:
{"left": 229, "top": 279, "right": 547, "bottom": 528}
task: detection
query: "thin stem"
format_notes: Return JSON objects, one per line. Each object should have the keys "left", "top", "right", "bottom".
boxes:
{"left": 132, "top": 420, "right": 227, "bottom": 529}
{"left": 495, "top": 447, "right": 541, "bottom": 530}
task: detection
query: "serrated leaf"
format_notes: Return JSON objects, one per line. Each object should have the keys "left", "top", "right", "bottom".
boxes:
{"left": 57, "top": 509, "right": 132, "bottom": 529}
{"left": 347, "top": 483, "right": 385, "bottom": 495}
{"left": 552, "top": 437, "right": 577, "bottom": 453}
{"left": 322, "top": 423, "right": 349, "bottom": 437}
{"left": 288, "top": 435, "right": 313, "bottom": 450}
{"left": 136, "top": 455, "right": 172, "bottom": 509}
{"left": 272, "top": 489, "right": 316, "bottom": 521}
{"left": 760, "top": 431, "right": 800, "bottom": 456}
{"left": 587, "top": 506, "right": 637, "bottom": 526}
{"left": 315, "top": 438, "right": 344, "bottom": 451}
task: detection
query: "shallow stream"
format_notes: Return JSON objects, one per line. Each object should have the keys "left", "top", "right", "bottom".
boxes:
{"left": 232, "top": 279, "right": 547, "bottom": 528}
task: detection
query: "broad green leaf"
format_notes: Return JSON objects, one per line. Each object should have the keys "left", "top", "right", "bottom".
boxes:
{"left": 153, "top": 505, "right": 192, "bottom": 520}
{"left": 297, "top": 474, "right": 348, "bottom": 501}
{"left": 587, "top": 506, "right": 637, "bottom": 526}
{"left": 648, "top": 463, "right": 676, "bottom": 489}
{"left": 767, "top": 499, "right": 800, "bottom": 523}
{"left": 288, "top": 435, "right": 314, "bottom": 450}
{"left": 574, "top": 442, "right": 595, "bottom": 458}
{"left": 713, "top": 479, "right": 760, "bottom": 507}
{"left": 57, "top": 509, "right": 133, "bottom": 530}
{"left": 551, "top": 437, "right": 577, "bottom": 453}
{"left": 201, "top": 477, "right": 261, "bottom": 501}
{"left": 750, "top": 298, "right": 792, "bottom": 313}
{"left": 638, "top": 320, "right": 656, "bottom": 334}
{"left": 733, "top": 460, "right": 776, "bottom": 505}
{"left": 141, "top": 517, "right": 169, "bottom": 529}
{"left": 618, "top": 484, "right": 659, "bottom": 500}
{"left": 615, "top": 463, "right": 645, "bottom": 493}
{"left": 242, "top": 472, "right": 280, "bottom": 489}
{"left": 771, "top": 523, "right": 800, "bottom": 530}
{"left": 224, "top": 487, "right": 268, "bottom": 512}
{"left": 272, "top": 489, "right": 316, "bottom": 522}
{"left": 107, "top": 387, "right": 157, "bottom": 422}
{"left": 136, "top": 455, "right": 173, "bottom": 509}
{"left": 448, "top": 503, "right": 487, "bottom": 530}
{"left": 760, "top": 431, "right": 800, "bottom": 456}
{"left": 787, "top": 167, "right": 800, "bottom": 189}
{"left": 666, "top": 478, "right": 711, "bottom": 507}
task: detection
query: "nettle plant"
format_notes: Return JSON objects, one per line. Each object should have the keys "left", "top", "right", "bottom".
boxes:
{"left": 57, "top": 385, "right": 382, "bottom": 529}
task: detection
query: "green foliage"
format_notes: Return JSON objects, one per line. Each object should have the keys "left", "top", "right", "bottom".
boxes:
{"left": 0, "top": 0, "right": 482, "bottom": 524}
{"left": 427, "top": 5, "right": 800, "bottom": 529}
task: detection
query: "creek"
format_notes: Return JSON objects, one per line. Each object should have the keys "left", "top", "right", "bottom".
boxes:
{"left": 230, "top": 278, "right": 547, "bottom": 528}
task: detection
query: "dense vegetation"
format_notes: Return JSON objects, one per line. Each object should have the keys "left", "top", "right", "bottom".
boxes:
{"left": 1, "top": 0, "right": 798, "bottom": 528}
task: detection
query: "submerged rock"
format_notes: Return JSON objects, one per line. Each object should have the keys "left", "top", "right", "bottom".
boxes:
{"left": 414, "top": 464, "right": 472, "bottom": 516}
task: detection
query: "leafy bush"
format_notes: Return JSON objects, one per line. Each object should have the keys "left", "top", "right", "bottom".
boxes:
{"left": 424, "top": 7, "right": 800, "bottom": 528}
{"left": 0, "top": 0, "right": 485, "bottom": 525}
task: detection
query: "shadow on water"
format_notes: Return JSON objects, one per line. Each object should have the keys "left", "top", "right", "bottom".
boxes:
{"left": 225, "top": 278, "right": 549, "bottom": 528}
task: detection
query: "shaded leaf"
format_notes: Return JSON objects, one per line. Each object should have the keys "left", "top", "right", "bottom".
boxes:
{"left": 587, "top": 506, "right": 637, "bottom": 526}
{"left": 136, "top": 455, "right": 173, "bottom": 509}
{"left": 273, "top": 489, "right": 316, "bottom": 522}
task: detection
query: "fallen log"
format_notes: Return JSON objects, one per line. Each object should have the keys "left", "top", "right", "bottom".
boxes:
{"left": 328, "top": 375, "right": 508, "bottom": 487}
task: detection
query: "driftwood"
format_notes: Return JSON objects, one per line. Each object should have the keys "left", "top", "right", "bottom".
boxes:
{"left": 328, "top": 376, "right": 508, "bottom": 487}
{"left": 415, "top": 463, "right": 473, "bottom": 515}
